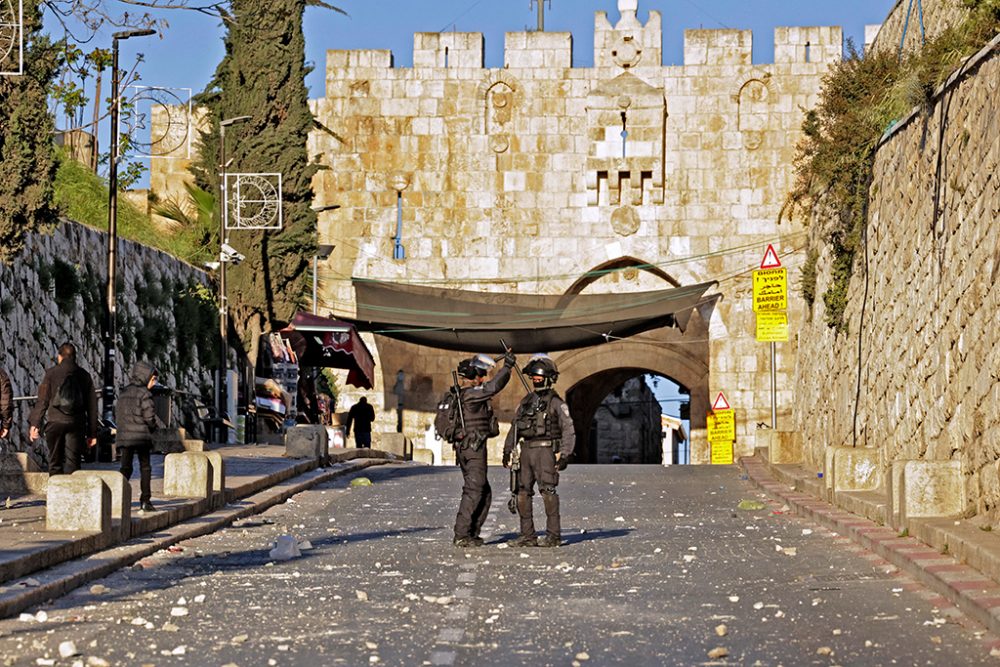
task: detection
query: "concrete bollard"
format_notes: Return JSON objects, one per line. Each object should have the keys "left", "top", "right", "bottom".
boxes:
{"left": 766, "top": 431, "right": 803, "bottom": 465}
{"left": 72, "top": 470, "right": 132, "bottom": 541}
{"left": 890, "top": 460, "right": 964, "bottom": 529}
{"left": 831, "top": 446, "right": 882, "bottom": 493}
{"left": 201, "top": 451, "right": 226, "bottom": 509}
{"left": 412, "top": 447, "right": 435, "bottom": 465}
{"left": 379, "top": 432, "right": 412, "bottom": 459}
{"left": 163, "top": 452, "right": 213, "bottom": 500}
{"left": 285, "top": 425, "right": 326, "bottom": 461}
{"left": 46, "top": 475, "right": 111, "bottom": 536}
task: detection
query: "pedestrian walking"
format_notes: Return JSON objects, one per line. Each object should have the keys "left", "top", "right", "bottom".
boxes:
{"left": 441, "top": 351, "right": 514, "bottom": 548}
{"left": 503, "top": 355, "right": 575, "bottom": 548}
{"left": 27, "top": 343, "right": 98, "bottom": 475}
{"left": 345, "top": 396, "right": 375, "bottom": 448}
{"left": 115, "top": 361, "right": 164, "bottom": 513}
{"left": 0, "top": 366, "right": 12, "bottom": 441}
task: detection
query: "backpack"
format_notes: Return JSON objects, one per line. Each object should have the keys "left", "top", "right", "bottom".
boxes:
{"left": 434, "top": 388, "right": 462, "bottom": 443}
{"left": 51, "top": 370, "right": 85, "bottom": 418}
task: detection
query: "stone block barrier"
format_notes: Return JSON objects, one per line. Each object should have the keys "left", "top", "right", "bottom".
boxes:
{"left": 45, "top": 475, "right": 111, "bottom": 536}
{"left": 285, "top": 425, "right": 328, "bottom": 461}
{"left": 72, "top": 470, "right": 132, "bottom": 541}
{"left": 379, "top": 433, "right": 412, "bottom": 460}
{"left": 163, "top": 452, "right": 213, "bottom": 502}
{"left": 766, "top": 430, "right": 803, "bottom": 465}
{"left": 890, "top": 460, "right": 965, "bottom": 530}
{"left": 412, "top": 447, "right": 435, "bottom": 465}
{"left": 831, "top": 446, "right": 883, "bottom": 494}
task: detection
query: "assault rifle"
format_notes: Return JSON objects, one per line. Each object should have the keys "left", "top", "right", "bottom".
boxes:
{"left": 451, "top": 370, "right": 467, "bottom": 463}
{"left": 500, "top": 338, "right": 538, "bottom": 514}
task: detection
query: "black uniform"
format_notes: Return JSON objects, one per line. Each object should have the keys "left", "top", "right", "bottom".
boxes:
{"left": 503, "top": 388, "right": 575, "bottom": 543}
{"left": 452, "top": 363, "right": 512, "bottom": 543}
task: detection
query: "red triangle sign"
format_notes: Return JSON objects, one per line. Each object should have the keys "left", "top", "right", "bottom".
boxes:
{"left": 712, "top": 391, "right": 731, "bottom": 411}
{"left": 760, "top": 244, "right": 782, "bottom": 269}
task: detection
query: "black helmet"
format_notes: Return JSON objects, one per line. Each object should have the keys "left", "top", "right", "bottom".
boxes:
{"left": 522, "top": 355, "right": 558, "bottom": 381}
{"left": 457, "top": 354, "right": 496, "bottom": 380}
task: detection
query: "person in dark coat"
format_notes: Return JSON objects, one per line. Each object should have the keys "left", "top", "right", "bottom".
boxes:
{"left": 115, "top": 361, "right": 163, "bottom": 512}
{"left": 28, "top": 343, "right": 98, "bottom": 475}
{"left": 0, "top": 367, "right": 12, "bottom": 440}
{"left": 451, "top": 352, "right": 514, "bottom": 548}
{"left": 345, "top": 397, "right": 375, "bottom": 448}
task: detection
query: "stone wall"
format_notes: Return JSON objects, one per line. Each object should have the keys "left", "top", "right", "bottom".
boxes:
{"left": 794, "top": 40, "right": 1000, "bottom": 516}
{"left": 0, "top": 221, "right": 216, "bottom": 449}
{"left": 870, "top": 0, "right": 969, "bottom": 56}
{"left": 303, "top": 0, "right": 844, "bottom": 461}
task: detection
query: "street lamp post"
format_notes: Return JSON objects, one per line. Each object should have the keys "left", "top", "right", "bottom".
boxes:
{"left": 102, "top": 28, "right": 155, "bottom": 431}
{"left": 312, "top": 244, "right": 335, "bottom": 315}
{"left": 215, "top": 115, "right": 251, "bottom": 445}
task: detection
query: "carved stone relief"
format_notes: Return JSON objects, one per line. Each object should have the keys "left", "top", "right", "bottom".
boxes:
{"left": 611, "top": 205, "right": 641, "bottom": 237}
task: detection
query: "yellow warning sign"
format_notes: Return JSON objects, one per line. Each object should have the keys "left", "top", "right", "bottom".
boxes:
{"left": 755, "top": 310, "right": 789, "bottom": 342}
{"left": 710, "top": 439, "right": 734, "bottom": 465}
{"left": 752, "top": 268, "right": 787, "bottom": 311}
{"left": 707, "top": 409, "right": 736, "bottom": 442}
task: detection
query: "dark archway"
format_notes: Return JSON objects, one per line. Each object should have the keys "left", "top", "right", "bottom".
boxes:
{"left": 567, "top": 370, "right": 689, "bottom": 464}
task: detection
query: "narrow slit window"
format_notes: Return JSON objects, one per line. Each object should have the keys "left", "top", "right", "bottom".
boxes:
{"left": 394, "top": 191, "right": 405, "bottom": 260}
{"left": 620, "top": 111, "right": 628, "bottom": 159}
{"left": 444, "top": 46, "right": 449, "bottom": 69}
{"left": 804, "top": 41, "right": 811, "bottom": 63}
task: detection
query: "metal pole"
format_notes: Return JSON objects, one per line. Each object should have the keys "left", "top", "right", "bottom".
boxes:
{"left": 770, "top": 341, "right": 777, "bottom": 429}
{"left": 312, "top": 255, "right": 318, "bottom": 315}
{"left": 102, "top": 37, "right": 121, "bottom": 427}
{"left": 537, "top": 0, "right": 544, "bottom": 31}
{"left": 216, "top": 123, "right": 228, "bottom": 445}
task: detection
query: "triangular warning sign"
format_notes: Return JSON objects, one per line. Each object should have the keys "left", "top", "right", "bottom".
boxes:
{"left": 760, "top": 244, "right": 782, "bottom": 269}
{"left": 712, "top": 391, "right": 731, "bottom": 411}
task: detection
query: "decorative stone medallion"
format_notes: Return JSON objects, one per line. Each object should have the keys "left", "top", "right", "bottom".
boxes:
{"left": 611, "top": 205, "right": 640, "bottom": 236}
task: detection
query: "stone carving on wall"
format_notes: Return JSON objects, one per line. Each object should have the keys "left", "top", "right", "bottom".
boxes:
{"left": 611, "top": 205, "right": 641, "bottom": 237}
{"left": 479, "top": 71, "right": 521, "bottom": 156}
{"left": 611, "top": 35, "right": 643, "bottom": 69}
{"left": 733, "top": 71, "right": 774, "bottom": 152}
{"left": 585, "top": 71, "right": 666, "bottom": 207}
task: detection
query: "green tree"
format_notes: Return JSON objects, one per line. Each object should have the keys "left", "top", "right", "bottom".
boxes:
{"left": 0, "top": 0, "right": 62, "bottom": 262}
{"left": 193, "top": 0, "right": 331, "bottom": 364}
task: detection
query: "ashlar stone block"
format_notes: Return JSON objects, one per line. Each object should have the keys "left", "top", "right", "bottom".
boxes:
{"left": 892, "top": 460, "right": 965, "bottom": 527}
{"left": 72, "top": 470, "right": 132, "bottom": 540}
{"left": 163, "top": 452, "right": 213, "bottom": 500}
{"left": 286, "top": 425, "right": 327, "bottom": 461}
{"left": 831, "top": 446, "right": 882, "bottom": 493}
{"left": 766, "top": 430, "right": 803, "bottom": 464}
{"left": 412, "top": 447, "right": 435, "bottom": 465}
{"left": 46, "top": 475, "right": 111, "bottom": 535}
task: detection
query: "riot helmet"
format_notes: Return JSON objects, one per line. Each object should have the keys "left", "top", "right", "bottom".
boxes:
{"left": 457, "top": 354, "right": 496, "bottom": 380}
{"left": 522, "top": 354, "right": 558, "bottom": 388}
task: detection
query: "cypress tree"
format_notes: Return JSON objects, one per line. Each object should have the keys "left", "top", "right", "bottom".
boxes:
{"left": 194, "top": 0, "right": 319, "bottom": 362}
{"left": 0, "top": 0, "right": 61, "bottom": 262}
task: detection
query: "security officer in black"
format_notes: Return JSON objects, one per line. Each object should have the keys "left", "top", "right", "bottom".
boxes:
{"left": 452, "top": 352, "right": 514, "bottom": 548}
{"left": 503, "top": 355, "right": 575, "bottom": 547}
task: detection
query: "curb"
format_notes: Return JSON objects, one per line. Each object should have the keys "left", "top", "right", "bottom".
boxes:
{"left": 0, "top": 458, "right": 391, "bottom": 619}
{"left": 740, "top": 455, "right": 1000, "bottom": 639}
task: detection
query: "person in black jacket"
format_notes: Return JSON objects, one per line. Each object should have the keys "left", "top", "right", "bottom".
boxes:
{"left": 345, "top": 397, "right": 375, "bottom": 448}
{"left": 116, "top": 361, "right": 163, "bottom": 512}
{"left": 28, "top": 343, "right": 98, "bottom": 475}
{"left": 0, "top": 367, "right": 12, "bottom": 440}
{"left": 451, "top": 352, "right": 515, "bottom": 548}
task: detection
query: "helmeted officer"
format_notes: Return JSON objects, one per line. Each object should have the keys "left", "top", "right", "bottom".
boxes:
{"left": 503, "top": 354, "right": 575, "bottom": 547}
{"left": 452, "top": 352, "right": 514, "bottom": 548}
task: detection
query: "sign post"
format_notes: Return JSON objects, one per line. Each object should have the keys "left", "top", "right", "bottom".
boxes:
{"left": 752, "top": 244, "right": 787, "bottom": 429}
{"left": 707, "top": 391, "right": 735, "bottom": 465}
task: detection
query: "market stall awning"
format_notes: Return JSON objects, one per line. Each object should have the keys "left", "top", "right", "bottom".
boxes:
{"left": 280, "top": 312, "right": 376, "bottom": 389}
{"left": 347, "top": 278, "right": 718, "bottom": 353}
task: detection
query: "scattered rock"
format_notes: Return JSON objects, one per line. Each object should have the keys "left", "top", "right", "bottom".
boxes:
{"left": 707, "top": 647, "right": 728, "bottom": 659}
{"left": 816, "top": 646, "right": 833, "bottom": 656}
{"left": 59, "top": 641, "right": 79, "bottom": 658}
{"left": 575, "top": 652, "right": 590, "bottom": 661}
{"left": 269, "top": 535, "right": 302, "bottom": 561}
{"left": 356, "top": 590, "right": 369, "bottom": 602}
{"left": 715, "top": 624, "right": 728, "bottom": 637}
{"left": 34, "top": 610, "right": 48, "bottom": 622}
{"left": 231, "top": 634, "right": 249, "bottom": 644}
{"left": 162, "top": 623, "right": 179, "bottom": 632}
{"left": 89, "top": 585, "right": 108, "bottom": 595}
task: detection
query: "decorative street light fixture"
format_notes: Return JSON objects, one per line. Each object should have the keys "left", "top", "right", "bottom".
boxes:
{"left": 102, "top": 27, "right": 156, "bottom": 431}
{"left": 215, "top": 114, "right": 252, "bottom": 444}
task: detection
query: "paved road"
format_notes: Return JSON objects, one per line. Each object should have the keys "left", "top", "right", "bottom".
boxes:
{"left": 0, "top": 464, "right": 995, "bottom": 666}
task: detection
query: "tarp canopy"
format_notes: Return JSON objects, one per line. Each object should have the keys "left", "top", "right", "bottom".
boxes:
{"left": 348, "top": 278, "right": 718, "bottom": 353}
{"left": 279, "top": 312, "right": 376, "bottom": 389}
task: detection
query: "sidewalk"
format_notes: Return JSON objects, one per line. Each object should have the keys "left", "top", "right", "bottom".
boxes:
{"left": 0, "top": 445, "right": 392, "bottom": 618}
{"left": 741, "top": 453, "right": 1000, "bottom": 641}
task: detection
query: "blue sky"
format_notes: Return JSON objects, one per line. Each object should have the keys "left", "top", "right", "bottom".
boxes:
{"left": 60, "top": 0, "right": 897, "bottom": 101}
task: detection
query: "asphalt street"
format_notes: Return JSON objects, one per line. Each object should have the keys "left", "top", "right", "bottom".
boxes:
{"left": 0, "top": 463, "right": 995, "bottom": 666}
